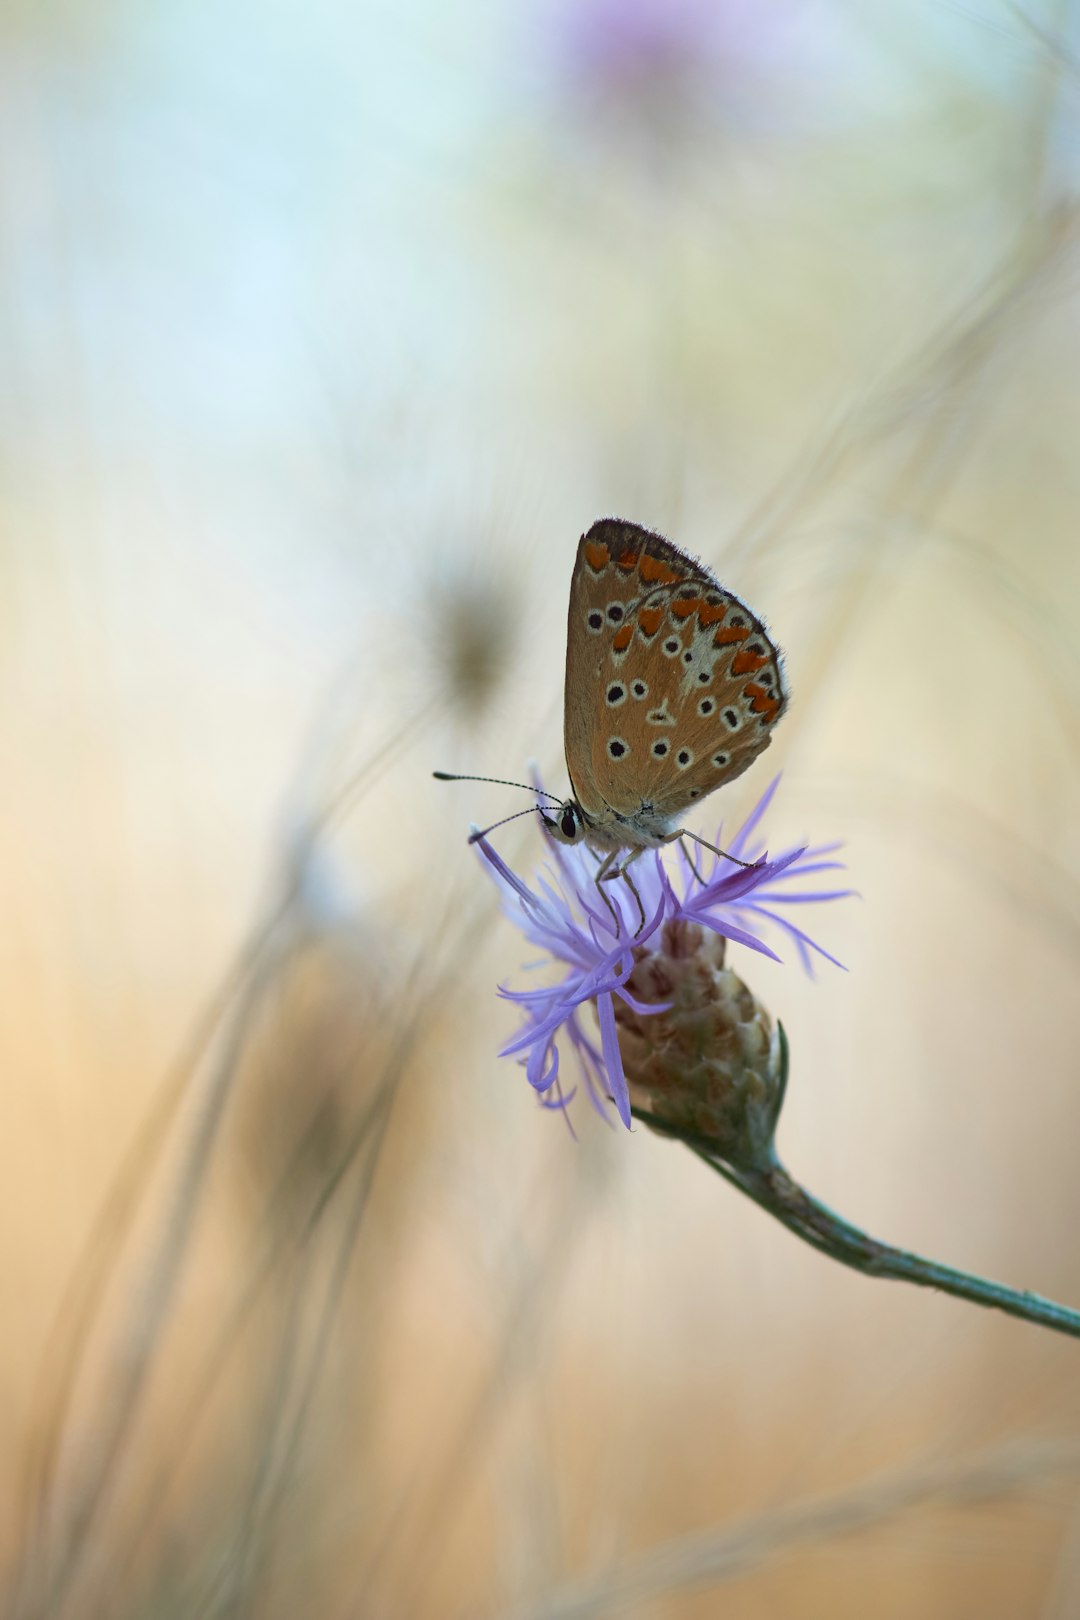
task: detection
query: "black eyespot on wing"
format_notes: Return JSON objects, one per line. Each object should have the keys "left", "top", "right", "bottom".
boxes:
{"left": 675, "top": 749, "right": 693, "bottom": 768}
{"left": 682, "top": 651, "right": 693, "bottom": 664}
{"left": 607, "top": 603, "right": 624, "bottom": 623}
{"left": 698, "top": 670, "right": 711, "bottom": 684}
{"left": 631, "top": 679, "right": 648, "bottom": 698}
{"left": 606, "top": 683, "right": 625, "bottom": 706}
{"left": 723, "top": 708, "right": 740, "bottom": 729}
{"left": 712, "top": 751, "right": 729, "bottom": 768}
{"left": 663, "top": 638, "right": 680, "bottom": 655}
{"left": 608, "top": 737, "right": 628, "bottom": 759}
{"left": 699, "top": 698, "right": 714, "bottom": 715}
{"left": 652, "top": 740, "right": 669, "bottom": 757}
{"left": 586, "top": 610, "right": 603, "bottom": 632}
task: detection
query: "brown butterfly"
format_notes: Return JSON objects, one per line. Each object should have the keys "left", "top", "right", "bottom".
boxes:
{"left": 437, "top": 517, "right": 788, "bottom": 916}
{"left": 544, "top": 517, "right": 788, "bottom": 853}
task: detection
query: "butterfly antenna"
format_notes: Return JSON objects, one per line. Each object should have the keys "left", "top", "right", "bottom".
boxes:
{"left": 433, "top": 771, "right": 562, "bottom": 804}
{"left": 467, "top": 806, "right": 547, "bottom": 844}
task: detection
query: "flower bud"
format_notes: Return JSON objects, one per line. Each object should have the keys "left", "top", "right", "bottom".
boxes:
{"left": 612, "top": 917, "right": 785, "bottom": 1167}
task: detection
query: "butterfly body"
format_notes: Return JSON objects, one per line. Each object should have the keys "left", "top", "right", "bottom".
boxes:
{"left": 551, "top": 518, "right": 788, "bottom": 855}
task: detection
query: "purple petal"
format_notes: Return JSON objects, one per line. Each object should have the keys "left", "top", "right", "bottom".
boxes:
{"left": 596, "top": 990, "right": 631, "bottom": 1128}
{"left": 728, "top": 774, "right": 781, "bottom": 856}
{"left": 696, "top": 916, "right": 784, "bottom": 960}
{"left": 474, "top": 834, "right": 543, "bottom": 907}
{"left": 743, "top": 904, "right": 848, "bottom": 971}
{"left": 526, "top": 1035, "right": 561, "bottom": 1092}
{"left": 567, "top": 1013, "right": 617, "bottom": 1123}
{"left": 500, "top": 1002, "right": 578, "bottom": 1058}
{"left": 755, "top": 888, "right": 857, "bottom": 905}
{"left": 613, "top": 984, "right": 672, "bottom": 1017}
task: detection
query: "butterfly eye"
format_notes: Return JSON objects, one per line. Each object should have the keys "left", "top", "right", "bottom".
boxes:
{"left": 560, "top": 809, "right": 578, "bottom": 838}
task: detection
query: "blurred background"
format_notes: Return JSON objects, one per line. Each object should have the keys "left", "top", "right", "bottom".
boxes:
{"left": 2, "top": 1, "right": 1080, "bottom": 1615}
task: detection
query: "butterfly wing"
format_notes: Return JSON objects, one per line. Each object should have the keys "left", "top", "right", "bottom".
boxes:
{"left": 564, "top": 518, "right": 787, "bottom": 827}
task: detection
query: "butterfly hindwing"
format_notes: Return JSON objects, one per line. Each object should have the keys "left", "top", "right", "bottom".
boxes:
{"left": 565, "top": 519, "right": 787, "bottom": 829}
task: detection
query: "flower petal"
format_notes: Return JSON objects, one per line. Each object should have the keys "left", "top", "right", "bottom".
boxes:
{"left": 596, "top": 990, "right": 631, "bottom": 1127}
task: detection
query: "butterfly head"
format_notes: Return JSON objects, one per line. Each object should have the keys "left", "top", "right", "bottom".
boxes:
{"left": 539, "top": 799, "right": 589, "bottom": 846}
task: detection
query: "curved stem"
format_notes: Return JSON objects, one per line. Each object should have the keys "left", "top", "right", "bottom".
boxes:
{"left": 632, "top": 1108, "right": 1080, "bottom": 1342}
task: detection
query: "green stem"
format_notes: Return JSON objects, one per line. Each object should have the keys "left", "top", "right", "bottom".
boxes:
{"left": 632, "top": 1108, "right": 1080, "bottom": 1342}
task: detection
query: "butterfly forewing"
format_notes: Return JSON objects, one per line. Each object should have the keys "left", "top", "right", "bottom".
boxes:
{"left": 565, "top": 519, "right": 787, "bottom": 833}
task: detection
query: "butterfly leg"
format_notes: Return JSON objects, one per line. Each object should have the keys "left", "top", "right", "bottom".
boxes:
{"left": 680, "top": 829, "right": 760, "bottom": 872}
{"left": 620, "top": 855, "right": 648, "bottom": 938}
{"left": 678, "top": 834, "right": 707, "bottom": 887}
{"left": 591, "top": 850, "right": 624, "bottom": 933}
{"left": 596, "top": 848, "right": 648, "bottom": 937}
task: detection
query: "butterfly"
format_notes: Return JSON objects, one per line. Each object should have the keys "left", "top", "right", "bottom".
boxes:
{"left": 437, "top": 517, "right": 788, "bottom": 921}
{"left": 545, "top": 517, "right": 788, "bottom": 860}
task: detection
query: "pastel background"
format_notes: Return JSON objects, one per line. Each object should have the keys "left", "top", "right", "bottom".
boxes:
{"left": 2, "top": 1, "right": 1080, "bottom": 1615}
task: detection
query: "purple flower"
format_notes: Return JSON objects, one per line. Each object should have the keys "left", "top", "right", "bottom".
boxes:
{"left": 544, "top": 0, "right": 845, "bottom": 157}
{"left": 474, "top": 776, "right": 852, "bottom": 1130}
{"left": 561, "top": 0, "right": 779, "bottom": 96}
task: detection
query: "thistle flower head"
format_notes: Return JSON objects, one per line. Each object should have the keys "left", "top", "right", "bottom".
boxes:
{"left": 615, "top": 919, "right": 785, "bottom": 1167}
{"left": 475, "top": 776, "right": 852, "bottom": 1143}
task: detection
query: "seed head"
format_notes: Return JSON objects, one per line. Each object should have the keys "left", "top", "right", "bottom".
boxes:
{"left": 615, "top": 918, "right": 784, "bottom": 1166}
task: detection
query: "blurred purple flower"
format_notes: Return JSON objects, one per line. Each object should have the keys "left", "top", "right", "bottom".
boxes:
{"left": 545, "top": 0, "right": 833, "bottom": 157}
{"left": 475, "top": 775, "right": 852, "bottom": 1130}
{"left": 564, "top": 0, "right": 774, "bottom": 92}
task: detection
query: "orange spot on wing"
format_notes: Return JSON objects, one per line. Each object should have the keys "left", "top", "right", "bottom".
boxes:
{"left": 671, "top": 597, "right": 704, "bottom": 620}
{"left": 731, "top": 650, "right": 767, "bottom": 675}
{"left": 714, "top": 624, "right": 749, "bottom": 646}
{"left": 612, "top": 623, "right": 634, "bottom": 651}
{"left": 640, "top": 555, "right": 680, "bottom": 585}
{"left": 699, "top": 603, "right": 726, "bottom": 626}
{"left": 584, "top": 541, "right": 609, "bottom": 571}
{"left": 637, "top": 607, "right": 663, "bottom": 636}
{"left": 616, "top": 550, "right": 640, "bottom": 570}
{"left": 745, "top": 682, "right": 779, "bottom": 716}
